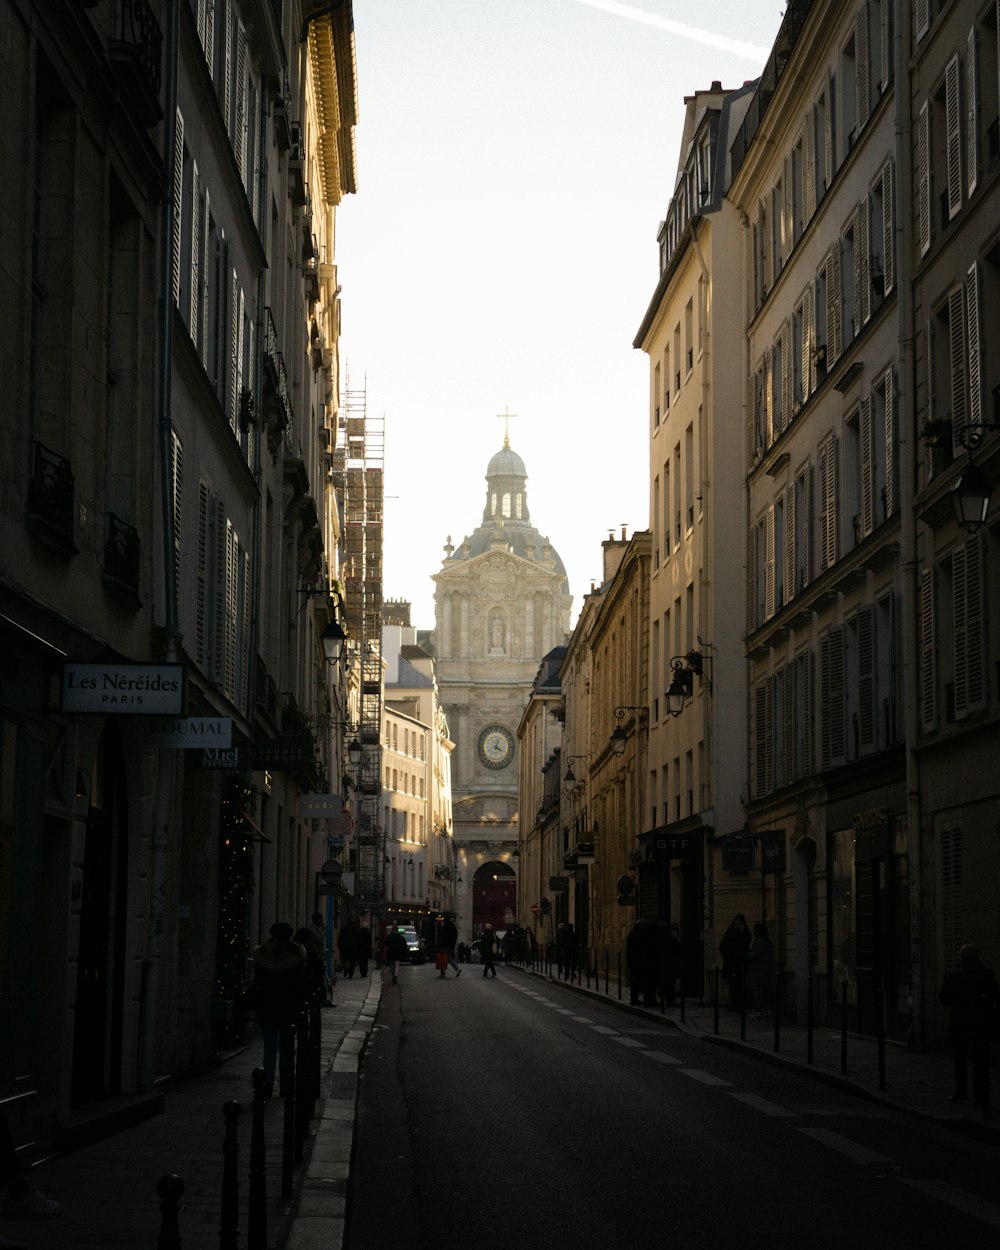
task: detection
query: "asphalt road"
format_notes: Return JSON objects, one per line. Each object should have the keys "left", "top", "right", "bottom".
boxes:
{"left": 346, "top": 964, "right": 1000, "bottom": 1250}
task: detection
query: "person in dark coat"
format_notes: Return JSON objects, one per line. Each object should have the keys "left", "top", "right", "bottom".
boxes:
{"left": 253, "top": 922, "right": 306, "bottom": 1097}
{"left": 385, "top": 924, "right": 409, "bottom": 984}
{"left": 654, "top": 917, "right": 683, "bottom": 1006}
{"left": 480, "top": 924, "right": 498, "bottom": 977}
{"left": 719, "top": 913, "right": 751, "bottom": 1008}
{"left": 939, "top": 944, "right": 1000, "bottom": 1104}
{"left": 356, "top": 921, "right": 373, "bottom": 976}
{"left": 294, "top": 926, "right": 328, "bottom": 1003}
{"left": 746, "top": 922, "right": 774, "bottom": 1013}
{"left": 437, "top": 914, "right": 461, "bottom": 977}
{"left": 338, "top": 920, "right": 358, "bottom": 978}
{"left": 626, "top": 919, "right": 646, "bottom": 1005}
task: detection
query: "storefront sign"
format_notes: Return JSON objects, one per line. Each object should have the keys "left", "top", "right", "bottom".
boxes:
{"left": 62, "top": 663, "right": 184, "bottom": 714}
{"left": 301, "top": 794, "right": 344, "bottom": 819}
{"left": 723, "top": 835, "right": 755, "bottom": 871}
{"left": 196, "top": 746, "right": 246, "bottom": 770}
{"left": 149, "top": 717, "right": 232, "bottom": 748}
{"left": 759, "top": 830, "right": 786, "bottom": 873}
{"left": 548, "top": 875, "right": 569, "bottom": 893}
{"left": 251, "top": 738, "right": 307, "bottom": 771}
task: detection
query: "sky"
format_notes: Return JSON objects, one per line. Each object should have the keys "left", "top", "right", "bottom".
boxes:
{"left": 336, "top": 0, "right": 786, "bottom": 629}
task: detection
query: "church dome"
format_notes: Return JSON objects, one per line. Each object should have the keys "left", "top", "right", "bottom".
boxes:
{"left": 486, "top": 443, "right": 526, "bottom": 479}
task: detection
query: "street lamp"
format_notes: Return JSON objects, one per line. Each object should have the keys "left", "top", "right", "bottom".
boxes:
{"left": 665, "top": 660, "right": 693, "bottom": 717}
{"left": 951, "top": 421, "right": 1000, "bottom": 533}
{"left": 563, "top": 754, "right": 588, "bottom": 783}
{"left": 320, "top": 618, "right": 347, "bottom": 665}
{"left": 610, "top": 706, "right": 647, "bottom": 756}
{"left": 347, "top": 737, "right": 363, "bottom": 770}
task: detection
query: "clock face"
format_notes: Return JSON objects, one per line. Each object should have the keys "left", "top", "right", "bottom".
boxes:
{"left": 478, "top": 724, "right": 514, "bottom": 770}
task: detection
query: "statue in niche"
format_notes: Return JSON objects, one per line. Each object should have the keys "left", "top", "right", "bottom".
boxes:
{"left": 489, "top": 613, "right": 506, "bottom": 654}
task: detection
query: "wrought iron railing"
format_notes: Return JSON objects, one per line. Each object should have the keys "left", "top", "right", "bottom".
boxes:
{"left": 27, "top": 440, "right": 75, "bottom": 548}
{"left": 103, "top": 512, "right": 141, "bottom": 597}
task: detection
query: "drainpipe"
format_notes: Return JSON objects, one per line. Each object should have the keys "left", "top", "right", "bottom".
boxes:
{"left": 894, "top": 0, "right": 922, "bottom": 1049}
{"left": 144, "top": 0, "right": 180, "bottom": 1093}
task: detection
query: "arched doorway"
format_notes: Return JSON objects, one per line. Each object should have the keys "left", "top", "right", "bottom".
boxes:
{"left": 472, "top": 861, "right": 516, "bottom": 934}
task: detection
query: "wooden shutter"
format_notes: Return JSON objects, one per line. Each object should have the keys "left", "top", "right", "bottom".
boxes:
{"left": 783, "top": 155, "right": 793, "bottom": 264}
{"left": 235, "top": 23, "right": 248, "bottom": 183}
{"left": 202, "top": 0, "right": 214, "bottom": 71}
{"left": 820, "top": 628, "right": 846, "bottom": 768}
{"left": 171, "top": 110, "right": 184, "bottom": 305}
{"left": 764, "top": 351, "right": 774, "bottom": 447}
{"left": 824, "top": 82, "right": 834, "bottom": 190}
{"left": 239, "top": 545, "right": 251, "bottom": 713}
{"left": 881, "top": 157, "right": 894, "bottom": 294}
{"left": 229, "top": 271, "right": 240, "bottom": 432}
{"left": 764, "top": 505, "right": 776, "bottom": 620}
{"left": 859, "top": 199, "right": 871, "bottom": 326}
{"left": 968, "top": 27, "right": 979, "bottom": 197}
{"left": 880, "top": 0, "right": 891, "bottom": 91}
{"left": 221, "top": 0, "right": 232, "bottom": 130}
{"left": 916, "top": 101, "right": 931, "bottom": 256}
{"left": 941, "top": 826, "right": 964, "bottom": 969}
{"left": 781, "top": 320, "right": 791, "bottom": 427}
{"left": 200, "top": 188, "right": 211, "bottom": 368}
{"left": 189, "top": 162, "right": 201, "bottom": 339}
{"left": 953, "top": 542, "right": 969, "bottom": 717}
{"left": 763, "top": 200, "right": 773, "bottom": 293}
{"left": 212, "top": 499, "right": 227, "bottom": 683}
{"left": 802, "top": 283, "right": 814, "bottom": 398}
{"left": 860, "top": 396, "right": 874, "bottom": 539}
{"left": 826, "top": 244, "right": 842, "bottom": 366}
{"left": 804, "top": 110, "right": 817, "bottom": 220}
{"left": 915, "top": 0, "right": 930, "bottom": 44}
{"left": 171, "top": 431, "right": 183, "bottom": 604}
{"left": 820, "top": 434, "right": 837, "bottom": 570}
{"left": 948, "top": 285, "right": 967, "bottom": 435}
{"left": 801, "top": 649, "right": 815, "bottom": 776}
{"left": 919, "top": 566, "right": 936, "bottom": 730}
{"left": 747, "top": 527, "right": 758, "bottom": 635}
{"left": 858, "top": 605, "right": 876, "bottom": 749}
{"left": 745, "top": 371, "right": 756, "bottom": 466}
{"left": 196, "top": 482, "right": 209, "bottom": 667}
{"left": 856, "top": 6, "right": 871, "bottom": 131}
{"left": 945, "top": 54, "right": 962, "bottom": 220}
{"left": 784, "top": 483, "right": 796, "bottom": 602}
{"left": 966, "top": 262, "right": 982, "bottom": 431}
{"left": 954, "top": 536, "right": 986, "bottom": 716}
{"left": 782, "top": 664, "right": 795, "bottom": 786}
{"left": 884, "top": 367, "right": 896, "bottom": 516}
{"left": 853, "top": 204, "right": 865, "bottom": 333}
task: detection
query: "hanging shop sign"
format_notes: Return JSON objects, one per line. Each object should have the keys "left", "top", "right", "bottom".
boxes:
{"left": 149, "top": 717, "right": 232, "bottom": 748}
{"left": 300, "top": 794, "right": 344, "bottom": 819}
{"left": 722, "top": 835, "right": 755, "bottom": 872}
{"left": 759, "top": 830, "right": 786, "bottom": 873}
{"left": 62, "top": 663, "right": 184, "bottom": 714}
{"left": 251, "top": 738, "right": 307, "bottom": 771}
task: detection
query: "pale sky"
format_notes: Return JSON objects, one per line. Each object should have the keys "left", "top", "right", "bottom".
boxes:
{"left": 336, "top": 0, "right": 785, "bottom": 630}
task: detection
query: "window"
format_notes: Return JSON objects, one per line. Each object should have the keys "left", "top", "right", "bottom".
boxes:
{"left": 794, "top": 648, "right": 814, "bottom": 777}
{"left": 852, "top": 200, "right": 871, "bottom": 333}
{"left": 791, "top": 303, "right": 804, "bottom": 412}
{"left": 822, "top": 244, "right": 843, "bottom": 368}
{"left": 916, "top": 100, "right": 931, "bottom": 256}
{"left": 952, "top": 535, "right": 987, "bottom": 717}
{"left": 685, "top": 299, "right": 694, "bottom": 373}
{"left": 876, "top": 592, "right": 900, "bottom": 746}
{"left": 654, "top": 362, "right": 661, "bottom": 429}
{"left": 840, "top": 31, "right": 858, "bottom": 156}
{"left": 793, "top": 464, "right": 811, "bottom": 595}
{"left": 919, "top": 566, "right": 937, "bottom": 730}
{"left": 819, "top": 433, "right": 838, "bottom": 571}
{"left": 855, "top": 5, "right": 871, "bottom": 135}
{"left": 820, "top": 626, "right": 846, "bottom": 769}
{"left": 844, "top": 407, "right": 861, "bottom": 546}
{"left": 873, "top": 368, "right": 895, "bottom": 520}
{"left": 870, "top": 157, "right": 894, "bottom": 302}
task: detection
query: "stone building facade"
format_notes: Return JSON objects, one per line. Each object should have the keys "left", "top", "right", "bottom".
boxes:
{"left": 432, "top": 436, "right": 571, "bottom": 939}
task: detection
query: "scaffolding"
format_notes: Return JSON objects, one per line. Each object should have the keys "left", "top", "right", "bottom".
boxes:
{"left": 339, "top": 378, "right": 385, "bottom": 922}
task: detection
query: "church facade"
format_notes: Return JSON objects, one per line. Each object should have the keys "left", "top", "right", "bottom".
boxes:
{"left": 431, "top": 436, "right": 571, "bottom": 940}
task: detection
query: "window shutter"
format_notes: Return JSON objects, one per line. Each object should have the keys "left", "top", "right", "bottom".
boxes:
{"left": 745, "top": 371, "right": 756, "bottom": 466}
{"left": 221, "top": 0, "right": 233, "bottom": 130}
{"left": 948, "top": 285, "right": 967, "bottom": 436}
{"left": 782, "top": 664, "right": 795, "bottom": 786}
{"left": 189, "top": 162, "right": 201, "bottom": 339}
{"left": 941, "top": 826, "right": 964, "bottom": 969}
{"left": 853, "top": 203, "right": 865, "bottom": 332}
{"left": 967, "top": 28, "right": 979, "bottom": 197}
{"left": 945, "top": 54, "right": 962, "bottom": 220}
{"left": 802, "top": 283, "right": 814, "bottom": 398}
{"left": 858, "top": 605, "right": 876, "bottom": 749}
{"left": 747, "top": 527, "right": 757, "bottom": 635}
{"left": 856, "top": 6, "right": 871, "bottom": 131}
{"left": 783, "top": 155, "right": 793, "bottom": 264}
{"left": 764, "top": 351, "right": 774, "bottom": 448}
{"left": 235, "top": 23, "right": 248, "bottom": 183}
{"left": 884, "top": 366, "right": 896, "bottom": 516}
{"left": 202, "top": 0, "right": 214, "bottom": 71}
{"left": 824, "top": 82, "right": 834, "bottom": 190}
{"left": 820, "top": 627, "right": 846, "bottom": 768}
{"left": 916, "top": 101, "right": 931, "bottom": 255}
{"left": 820, "top": 434, "right": 837, "bottom": 570}
{"left": 171, "top": 110, "right": 184, "bottom": 305}
{"left": 955, "top": 536, "right": 986, "bottom": 716}
{"left": 880, "top": 0, "right": 891, "bottom": 90}
{"left": 229, "top": 270, "right": 239, "bottom": 433}
{"left": 859, "top": 198, "right": 871, "bottom": 326}
{"left": 784, "top": 483, "right": 795, "bottom": 602}
{"left": 781, "top": 319, "right": 791, "bottom": 425}
{"left": 762, "top": 201, "right": 773, "bottom": 293}
{"left": 953, "top": 542, "right": 969, "bottom": 717}
{"left": 826, "top": 244, "right": 842, "bottom": 366}
{"left": 966, "top": 261, "right": 982, "bottom": 432}
{"left": 212, "top": 499, "right": 227, "bottom": 684}
{"left": 803, "top": 650, "right": 815, "bottom": 774}
{"left": 239, "top": 546, "right": 251, "bottom": 713}
{"left": 171, "top": 431, "right": 183, "bottom": 605}
{"left": 881, "top": 157, "right": 894, "bottom": 294}
{"left": 803, "top": 110, "right": 816, "bottom": 220}
{"left": 225, "top": 521, "right": 237, "bottom": 700}
{"left": 764, "top": 505, "right": 776, "bottom": 620}
{"left": 860, "top": 395, "right": 874, "bottom": 538}
{"left": 754, "top": 682, "right": 768, "bottom": 797}
{"left": 915, "top": 0, "right": 929, "bottom": 43}
{"left": 196, "top": 482, "right": 209, "bottom": 667}
{"left": 200, "top": 187, "right": 210, "bottom": 368}
{"left": 919, "top": 566, "right": 936, "bottom": 730}
{"left": 925, "top": 315, "right": 935, "bottom": 423}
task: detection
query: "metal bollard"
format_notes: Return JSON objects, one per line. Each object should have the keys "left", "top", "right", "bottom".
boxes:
{"left": 220, "top": 1101, "right": 241, "bottom": 1250}
{"left": 311, "top": 993, "right": 322, "bottom": 1103}
{"left": 712, "top": 965, "right": 720, "bottom": 1035}
{"left": 157, "top": 1174, "right": 184, "bottom": 1250}
{"left": 807, "top": 972, "right": 814, "bottom": 1064}
{"left": 282, "top": 1028, "right": 296, "bottom": 1199}
{"left": 840, "top": 980, "right": 848, "bottom": 1075}
{"left": 296, "top": 1007, "right": 311, "bottom": 1161}
{"left": 248, "top": 1069, "right": 268, "bottom": 1250}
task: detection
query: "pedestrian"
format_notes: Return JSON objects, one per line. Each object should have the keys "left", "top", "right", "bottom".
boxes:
{"left": 457, "top": 940, "right": 468, "bottom": 963}
{"left": 294, "top": 926, "right": 328, "bottom": 1003}
{"left": 626, "top": 918, "right": 646, "bottom": 1005}
{"left": 385, "top": 924, "right": 408, "bottom": 984}
{"left": 338, "top": 919, "right": 358, "bottom": 978}
{"left": 654, "top": 916, "right": 682, "bottom": 1006}
{"left": 554, "top": 922, "right": 566, "bottom": 977}
{"left": 719, "top": 913, "right": 751, "bottom": 1008}
{"left": 501, "top": 929, "right": 514, "bottom": 964}
{"left": 252, "top": 922, "right": 306, "bottom": 1099}
{"left": 746, "top": 922, "right": 774, "bottom": 1014}
{"left": 0, "top": 1106, "right": 61, "bottom": 1232}
{"left": 356, "top": 920, "right": 373, "bottom": 976}
{"left": 437, "top": 913, "right": 462, "bottom": 977}
{"left": 939, "top": 944, "right": 1000, "bottom": 1105}
{"left": 480, "top": 923, "right": 498, "bottom": 977}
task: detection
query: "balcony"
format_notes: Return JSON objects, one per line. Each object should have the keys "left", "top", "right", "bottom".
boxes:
{"left": 26, "top": 441, "right": 77, "bottom": 556}
{"left": 107, "top": 0, "right": 163, "bottom": 127}
{"left": 102, "top": 512, "right": 142, "bottom": 608}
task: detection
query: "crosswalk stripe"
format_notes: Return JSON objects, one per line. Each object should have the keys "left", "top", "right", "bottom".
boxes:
{"left": 589, "top": 1025, "right": 618, "bottom": 1035}
{"left": 797, "top": 1127, "right": 895, "bottom": 1163}
{"left": 679, "top": 1069, "right": 732, "bottom": 1086}
{"left": 728, "top": 1092, "right": 797, "bottom": 1117}
{"left": 641, "top": 1052, "right": 682, "bottom": 1064}
{"left": 611, "top": 1036, "right": 647, "bottom": 1048}
{"left": 901, "top": 1179, "right": 1000, "bottom": 1230}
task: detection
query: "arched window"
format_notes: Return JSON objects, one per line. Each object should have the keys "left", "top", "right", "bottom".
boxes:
{"left": 491, "top": 492, "right": 497, "bottom": 515}
{"left": 516, "top": 494, "right": 522, "bottom": 518}
{"left": 502, "top": 492, "right": 511, "bottom": 517}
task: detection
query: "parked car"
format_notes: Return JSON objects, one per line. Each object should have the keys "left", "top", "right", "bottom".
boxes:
{"left": 396, "top": 925, "right": 426, "bottom": 964}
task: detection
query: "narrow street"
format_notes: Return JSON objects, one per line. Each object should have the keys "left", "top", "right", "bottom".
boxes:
{"left": 347, "top": 966, "right": 1000, "bottom": 1250}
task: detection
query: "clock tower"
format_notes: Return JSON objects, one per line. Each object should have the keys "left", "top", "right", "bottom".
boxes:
{"left": 430, "top": 434, "right": 571, "bottom": 937}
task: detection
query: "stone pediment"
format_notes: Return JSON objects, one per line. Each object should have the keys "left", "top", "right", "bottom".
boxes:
{"left": 454, "top": 793, "right": 519, "bottom": 823}
{"left": 433, "top": 545, "right": 566, "bottom": 590}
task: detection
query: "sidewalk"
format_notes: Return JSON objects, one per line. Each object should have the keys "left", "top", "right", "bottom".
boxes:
{"left": 1, "top": 972, "right": 382, "bottom": 1250}
{"left": 517, "top": 962, "right": 1000, "bottom": 1143}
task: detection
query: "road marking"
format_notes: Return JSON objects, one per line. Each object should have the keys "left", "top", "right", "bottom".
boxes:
{"left": 569, "top": 1016, "right": 594, "bottom": 1023}
{"left": 797, "top": 1128, "right": 895, "bottom": 1164}
{"left": 679, "top": 1069, "right": 732, "bottom": 1086}
{"left": 590, "top": 1025, "right": 618, "bottom": 1035}
{"left": 900, "top": 1180, "right": 1000, "bottom": 1230}
{"left": 611, "top": 1036, "right": 648, "bottom": 1049}
{"left": 554, "top": 1007, "right": 577, "bottom": 1015}
{"left": 728, "top": 1092, "right": 797, "bottom": 1117}
{"left": 641, "top": 1051, "right": 682, "bottom": 1064}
